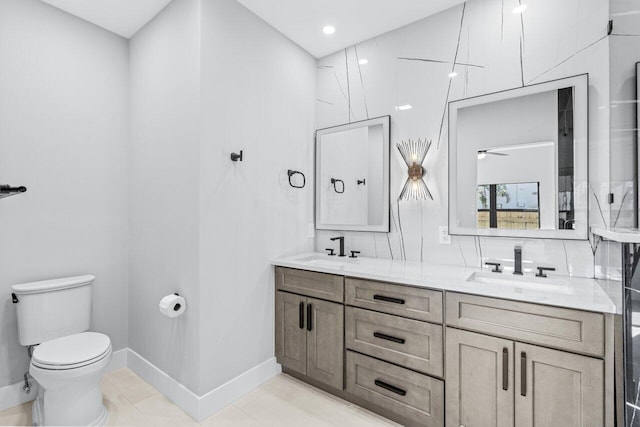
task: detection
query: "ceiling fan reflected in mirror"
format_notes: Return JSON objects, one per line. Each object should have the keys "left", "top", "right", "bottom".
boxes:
{"left": 477, "top": 149, "right": 509, "bottom": 160}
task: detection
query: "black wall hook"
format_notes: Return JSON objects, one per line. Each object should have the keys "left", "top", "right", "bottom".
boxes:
{"left": 230, "top": 151, "right": 243, "bottom": 162}
{"left": 0, "top": 185, "right": 27, "bottom": 200}
{"left": 287, "top": 170, "right": 306, "bottom": 189}
{"left": 331, "top": 178, "right": 345, "bottom": 194}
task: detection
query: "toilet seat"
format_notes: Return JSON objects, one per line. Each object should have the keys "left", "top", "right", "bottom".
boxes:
{"left": 32, "top": 332, "right": 112, "bottom": 371}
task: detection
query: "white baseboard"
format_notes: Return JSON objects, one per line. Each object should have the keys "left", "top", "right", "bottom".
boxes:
{"left": 0, "top": 380, "right": 37, "bottom": 412}
{"left": 126, "top": 349, "right": 280, "bottom": 421}
{"left": 1, "top": 347, "right": 280, "bottom": 422}
{"left": 107, "top": 348, "right": 128, "bottom": 373}
{"left": 197, "top": 357, "right": 281, "bottom": 420}
{"left": 126, "top": 349, "right": 200, "bottom": 419}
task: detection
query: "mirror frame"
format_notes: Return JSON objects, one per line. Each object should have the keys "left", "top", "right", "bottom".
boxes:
{"left": 448, "top": 74, "right": 589, "bottom": 240}
{"left": 315, "top": 115, "right": 390, "bottom": 232}
{"left": 637, "top": 62, "right": 640, "bottom": 228}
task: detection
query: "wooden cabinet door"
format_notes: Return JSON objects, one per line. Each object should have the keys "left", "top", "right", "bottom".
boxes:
{"left": 275, "top": 291, "right": 307, "bottom": 375}
{"left": 446, "top": 328, "right": 514, "bottom": 427}
{"left": 515, "top": 343, "right": 604, "bottom": 427}
{"left": 306, "top": 297, "right": 344, "bottom": 390}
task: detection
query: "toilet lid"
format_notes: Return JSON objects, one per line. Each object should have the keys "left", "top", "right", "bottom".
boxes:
{"left": 32, "top": 332, "right": 111, "bottom": 370}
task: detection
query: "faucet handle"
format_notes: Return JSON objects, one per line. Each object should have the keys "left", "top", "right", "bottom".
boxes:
{"left": 325, "top": 248, "right": 336, "bottom": 256}
{"left": 349, "top": 251, "right": 360, "bottom": 258}
{"left": 485, "top": 262, "right": 502, "bottom": 273}
{"left": 535, "top": 266, "right": 556, "bottom": 278}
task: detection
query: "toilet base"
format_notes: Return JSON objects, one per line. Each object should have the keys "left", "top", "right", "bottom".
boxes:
{"left": 32, "top": 390, "right": 109, "bottom": 426}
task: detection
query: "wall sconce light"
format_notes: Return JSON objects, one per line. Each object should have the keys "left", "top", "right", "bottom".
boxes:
{"left": 397, "top": 138, "right": 433, "bottom": 200}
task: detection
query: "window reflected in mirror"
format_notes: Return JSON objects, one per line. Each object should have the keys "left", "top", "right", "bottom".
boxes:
{"left": 448, "top": 74, "right": 588, "bottom": 240}
{"left": 477, "top": 183, "right": 540, "bottom": 229}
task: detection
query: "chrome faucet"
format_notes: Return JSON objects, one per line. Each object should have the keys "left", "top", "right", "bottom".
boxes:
{"left": 330, "top": 236, "right": 346, "bottom": 257}
{"left": 513, "top": 246, "right": 523, "bottom": 275}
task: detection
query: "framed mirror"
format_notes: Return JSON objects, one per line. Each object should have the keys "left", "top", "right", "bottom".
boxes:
{"left": 315, "top": 116, "right": 390, "bottom": 232}
{"left": 449, "top": 74, "right": 589, "bottom": 240}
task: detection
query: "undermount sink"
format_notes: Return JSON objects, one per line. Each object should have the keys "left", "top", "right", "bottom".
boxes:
{"left": 294, "top": 254, "right": 355, "bottom": 267}
{"left": 466, "top": 271, "right": 572, "bottom": 294}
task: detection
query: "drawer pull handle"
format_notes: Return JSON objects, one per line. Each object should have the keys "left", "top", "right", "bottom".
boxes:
{"left": 374, "top": 379, "right": 406, "bottom": 396}
{"left": 307, "top": 304, "right": 313, "bottom": 332}
{"left": 373, "top": 332, "right": 406, "bottom": 344}
{"left": 502, "top": 347, "right": 508, "bottom": 391}
{"left": 299, "top": 302, "right": 304, "bottom": 329}
{"left": 520, "top": 351, "right": 527, "bottom": 397}
{"left": 373, "top": 294, "right": 405, "bottom": 305}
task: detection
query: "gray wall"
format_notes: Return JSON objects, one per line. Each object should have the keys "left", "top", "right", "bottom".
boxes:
{"left": 129, "top": 0, "right": 202, "bottom": 393}
{"left": 198, "top": 0, "right": 316, "bottom": 395}
{"left": 130, "top": 0, "right": 316, "bottom": 396}
{"left": 0, "top": 0, "right": 130, "bottom": 387}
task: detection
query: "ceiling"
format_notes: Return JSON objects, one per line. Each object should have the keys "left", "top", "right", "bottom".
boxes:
{"left": 39, "top": 0, "right": 466, "bottom": 57}
{"left": 236, "top": 0, "right": 466, "bottom": 58}
{"left": 40, "top": 0, "right": 173, "bottom": 38}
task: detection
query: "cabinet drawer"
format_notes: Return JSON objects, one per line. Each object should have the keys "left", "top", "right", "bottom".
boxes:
{"left": 346, "top": 351, "right": 444, "bottom": 427}
{"left": 345, "top": 278, "right": 442, "bottom": 323}
{"left": 346, "top": 307, "right": 443, "bottom": 377}
{"left": 446, "top": 292, "right": 604, "bottom": 357}
{"left": 275, "top": 267, "right": 343, "bottom": 303}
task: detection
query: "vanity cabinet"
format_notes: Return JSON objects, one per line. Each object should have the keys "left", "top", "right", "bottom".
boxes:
{"left": 275, "top": 291, "right": 344, "bottom": 390}
{"left": 273, "top": 265, "right": 615, "bottom": 427}
{"left": 345, "top": 278, "right": 445, "bottom": 426}
{"left": 275, "top": 267, "right": 344, "bottom": 390}
{"left": 445, "top": 293, "right": 606, "bottom": 427}
{"left": 274, "top": 291, "right": 307, "bottom": 374}
{"left": 346, "top": 350, "right": 444, "bottom": 427}
{"left": 345, "top": 306, "right": 443, "bottom": 377}
{"left": 515, "top": 342, "right": 604, "bottom": 426}
{"left": 445, "top": 292, "right": 605, "bottom": 357}
{"left": 445, "top": 328, "right": 514, "bottom": 427}
{"left": 275, "top": 267, "right": 343, "bottom": 303}
{"left": 345, "top": 277, "right": 442, "bottom": 322}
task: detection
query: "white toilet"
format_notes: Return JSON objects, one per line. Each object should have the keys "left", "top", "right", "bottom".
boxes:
{"left": 12, "top": 275, "right": 112, "bottom": 426}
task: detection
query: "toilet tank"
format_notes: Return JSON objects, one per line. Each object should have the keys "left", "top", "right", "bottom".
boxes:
{"left": 11, "top": 275, "right": 95, "bottom": 346}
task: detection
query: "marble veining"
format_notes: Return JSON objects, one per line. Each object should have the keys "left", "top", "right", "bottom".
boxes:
{"left": 315, "top": 0, "right": 616, "bottom": 279}
{"left": 273, "top": 253, "right": 621, "bottom": 314}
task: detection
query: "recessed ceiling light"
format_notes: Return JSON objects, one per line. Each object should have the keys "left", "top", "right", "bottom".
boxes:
{"left": 322, "top": 25, "right": 336, "bottom": 35}
{"left": 359, "top": 59, "right": 369, "bottom": 65}
{"left": 448, "top": 72, "right": 458, "bottom": 78}
{"left": 396, "top": 105, "right": 413, "bottom": 111}
{"left": 512, "top": 4, "right": 527, "bottom": 14}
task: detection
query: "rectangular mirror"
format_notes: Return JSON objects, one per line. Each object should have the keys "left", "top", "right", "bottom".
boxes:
{"left": 449, "top": 74, "right": 589, "bottom": 240}
{"left": 315, "top": 116, "right": 390, "bottom": 232}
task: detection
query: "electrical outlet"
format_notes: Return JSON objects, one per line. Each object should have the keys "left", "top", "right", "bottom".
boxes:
{"left": 308, "top": 223, "right": 315, "bottom": 238}
{"left": 439, "top": 226, "right": 451, "bottom": 245}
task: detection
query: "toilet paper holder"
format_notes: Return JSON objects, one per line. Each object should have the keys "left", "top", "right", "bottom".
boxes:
{"left": 159, "top": 293, "right": 186, "bottom": 318}
{"left": 172, "top": 293, "right": 181, "bottom": 312}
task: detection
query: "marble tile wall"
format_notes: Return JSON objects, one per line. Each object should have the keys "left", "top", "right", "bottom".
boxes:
{"left": 315, "top": 0, "right": 614, "bottom": 278}
{"left": 609, "top": 0, "right": 640, "bottom": 230}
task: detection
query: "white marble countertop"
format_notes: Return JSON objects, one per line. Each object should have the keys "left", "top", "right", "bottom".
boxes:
{"left": 592, "top": 226, "right": 640, "bottom": 243}
{"left": 272, "top": 253, "right": 622, "bottom": 315}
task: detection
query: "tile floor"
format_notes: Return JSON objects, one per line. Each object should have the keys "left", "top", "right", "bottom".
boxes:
{"left": 0, "top": 368, "right": 400, "bottom": 426}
